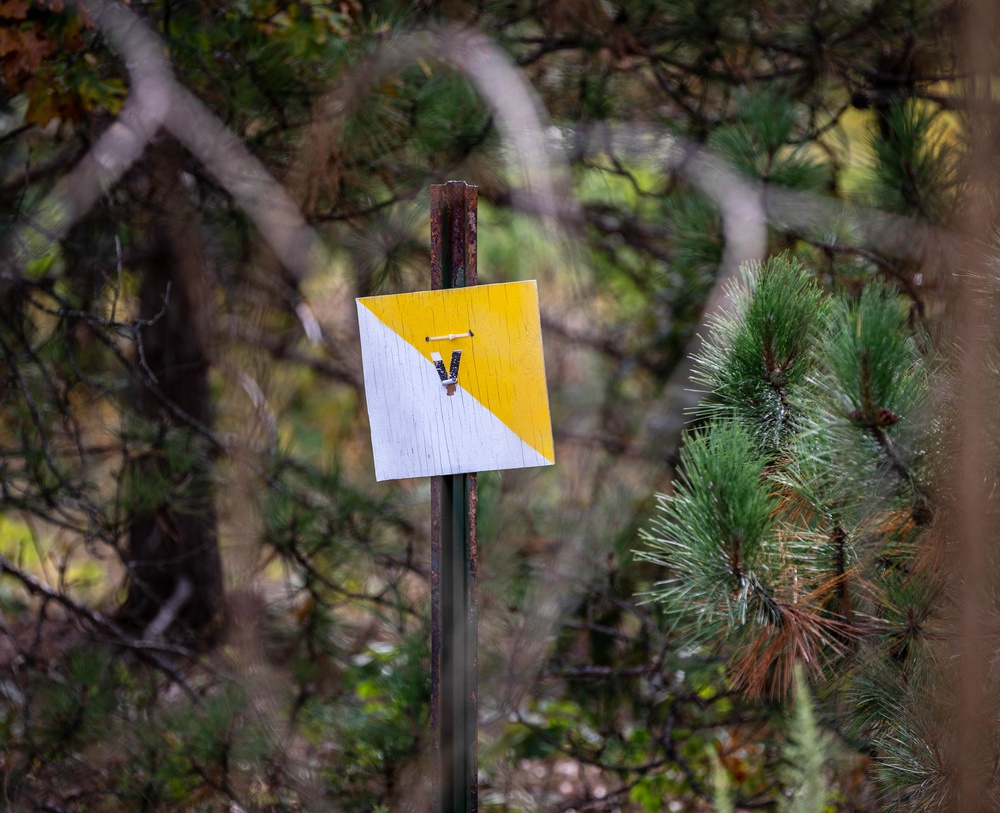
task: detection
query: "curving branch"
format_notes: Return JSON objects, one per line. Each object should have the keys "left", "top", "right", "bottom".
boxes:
{"left": 2, "top": 0, "right": 329, "bottom": 294}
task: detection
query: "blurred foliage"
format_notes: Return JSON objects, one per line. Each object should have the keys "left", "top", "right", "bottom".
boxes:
{"left": 0, "top": 0, "right": 986, "bottom": 811}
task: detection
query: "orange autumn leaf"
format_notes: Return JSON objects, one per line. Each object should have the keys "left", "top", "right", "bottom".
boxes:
{"left": 0, "top": 0, "right": 30, "bottom": 20}
{"left": 0, "top": 24, "right": 56, "bottom": 92}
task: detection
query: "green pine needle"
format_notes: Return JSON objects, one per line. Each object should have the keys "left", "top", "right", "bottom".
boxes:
{"left": 639, "top": 420, "right": 778, "bottom": 642}
{"left": 695, "top": 253, "right": 828, "bottom": 451}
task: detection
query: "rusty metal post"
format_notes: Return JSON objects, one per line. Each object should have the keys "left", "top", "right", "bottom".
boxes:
{"left": 430, "top": 181, "right": 479, "bottom": 813}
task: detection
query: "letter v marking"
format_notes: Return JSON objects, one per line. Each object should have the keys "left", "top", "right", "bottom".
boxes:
{"left": 430, "top": 350, "right": 462, "bottom": 396}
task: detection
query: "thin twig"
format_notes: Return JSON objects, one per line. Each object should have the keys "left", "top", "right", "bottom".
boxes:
{"left": 808, "top": 238, "right": 925, "bottom": 317}
{"left": 0, "top": 553, "right": 204, "bottom": 701}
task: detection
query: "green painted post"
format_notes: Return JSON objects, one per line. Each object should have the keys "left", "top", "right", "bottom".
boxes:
{"left": 429, "top": 181, "right": 479, "bottom": 813}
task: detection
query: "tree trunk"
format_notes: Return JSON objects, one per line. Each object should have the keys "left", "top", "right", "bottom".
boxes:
{"left": 117, "top": 146, "right": 223, "bottom": 640}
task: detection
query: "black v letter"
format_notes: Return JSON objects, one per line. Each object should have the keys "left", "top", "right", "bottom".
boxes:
{"left": 431, "top": 350, "right": 461, "bottom": 396}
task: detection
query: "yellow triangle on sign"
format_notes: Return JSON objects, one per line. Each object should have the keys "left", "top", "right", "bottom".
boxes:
{"left": 357, "top": 281, "right": 554, "bottom": 464}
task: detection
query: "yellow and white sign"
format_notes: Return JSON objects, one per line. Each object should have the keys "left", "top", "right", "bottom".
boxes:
{"left": 357, "top": 281, "right": 554, "bottom": 481}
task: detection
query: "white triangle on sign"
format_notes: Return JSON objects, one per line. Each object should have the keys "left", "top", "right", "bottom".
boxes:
{"left": 357, "top": 302, "right": 551, "bottom": 480}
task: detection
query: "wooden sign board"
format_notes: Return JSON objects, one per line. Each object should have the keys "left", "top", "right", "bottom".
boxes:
{"left": 357, "top": 281, "right": 555, "bottom": 481}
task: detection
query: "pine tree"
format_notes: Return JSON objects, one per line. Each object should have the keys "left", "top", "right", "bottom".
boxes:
{"left": 640, "top": 249, "right": 1000, "bottom": 810}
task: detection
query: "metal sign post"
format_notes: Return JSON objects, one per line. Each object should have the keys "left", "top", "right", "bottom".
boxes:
{"left": 430, "top": 181, "right": 479, "bottom": 813}
{"left": 355, "top": 180, "right": 553, "bottom": 812}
